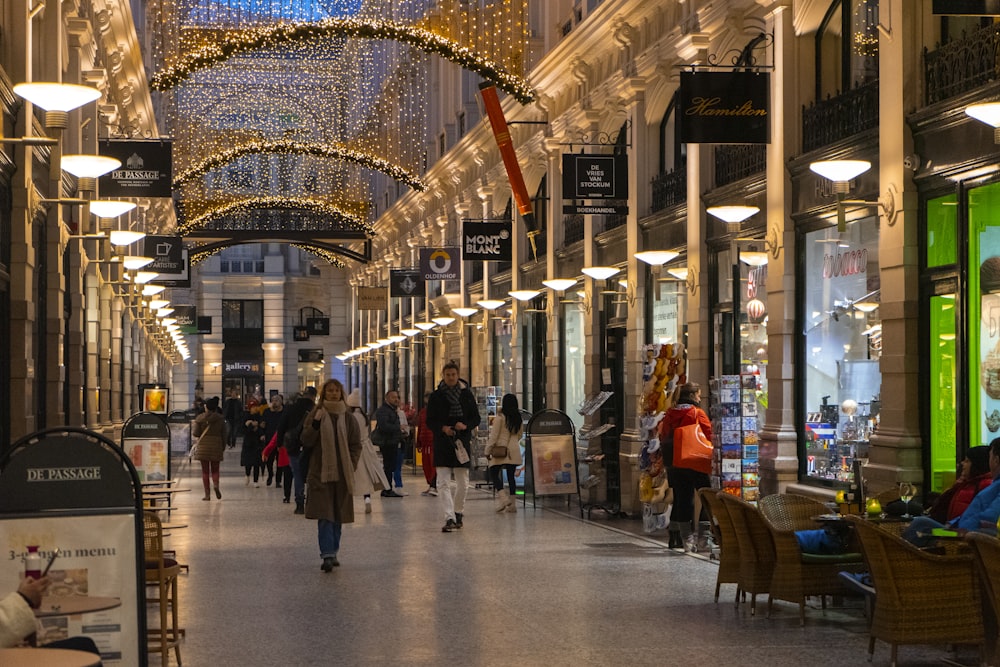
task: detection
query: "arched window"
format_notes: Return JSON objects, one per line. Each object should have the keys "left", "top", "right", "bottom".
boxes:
{"left": 815, "top": 0, "right": 879, "bottom": 102}
{"left": 658, "top": 91, "right": 684, "bottom": 175}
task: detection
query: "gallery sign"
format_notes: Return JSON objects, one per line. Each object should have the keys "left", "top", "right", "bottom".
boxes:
{"left": 98, "top": 139, "right": 173, "bottom": 197}
{"left": 462, "top": 221, "right": 512, "bottom": 261}
{"left": 678, "top": 71, "right": 771, "bottom": 144}
{"left": 561, "top": 154, "right": 628, "bottom": 200}
{"left": 419, "top": 247, "right": 461, "bottom": 280}
{"left": 389, "top": 269, "right": 425, "bottom": 297}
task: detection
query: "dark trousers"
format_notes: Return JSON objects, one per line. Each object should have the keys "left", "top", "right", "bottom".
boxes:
{"left": 279, "top": 465, "right": 292, "bottom": 499}
{"left": 265, "top": 449, "right": 276, "bottom": 484}
{"left": 667, "top": 466, "right": 710, "bottom": 526}
{"left": 379, "top": 442, "right": 399, "bottom": 490}
{"left": 244, "top": 463, "right": 261, "bottom": 482}
{"left": 490, "top": 463, "right": 517, "bottom": 494}
{"left": 289, "top": 453, "right": 305, "bottom": 504}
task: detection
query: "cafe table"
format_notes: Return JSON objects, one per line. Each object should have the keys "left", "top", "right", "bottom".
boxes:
{"left": 0, "top": 647, "right": 101, "bottom": 666}
{"left": 34, "top": 596, "right": 121, "bottom": 618}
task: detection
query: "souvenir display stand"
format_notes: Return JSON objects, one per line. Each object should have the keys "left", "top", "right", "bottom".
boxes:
{"left": 471, "top": 385, "right": 502, "bottom": 488}
{"left": 710, "top": 374, "right": 761, "bottom": 502}
{"left": 0, "top": 428, "right": 148, "bottom": 665}
{"left": 122, "top": 412, "right": 172, "bottom": 483}
{"left": 576, "top": 393, "right": 617, "bottom": 517}
{"left": 166, "top": 411, "right": 192, "bottom": 456}
{"left": 524, "top": 409, "right": 580, "bottom": 514}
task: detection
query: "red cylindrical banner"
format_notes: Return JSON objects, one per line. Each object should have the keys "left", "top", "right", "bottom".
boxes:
{"left": 479, "top": 82, "right": 537, "bottom": 240}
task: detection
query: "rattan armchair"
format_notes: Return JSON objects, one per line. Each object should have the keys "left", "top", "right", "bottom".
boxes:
{"left": 144, "top": 511, "right": 183, "bottom": 666}
{"left": 758, "top": 493, "right": 865, "bottom": 625}
{"left": 846, "top": 516, "right": 985, "bottom": 667}
{"left": 966, "top": 532, "right": 1000, "bottom": 664}
{"left": 697, "top": 488, "right": 740, "bottom": 604}
{"left": 719, "top": 493, "right": 774, "bottom": 615}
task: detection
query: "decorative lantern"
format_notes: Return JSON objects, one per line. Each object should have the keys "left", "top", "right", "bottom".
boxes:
{"left": 746, "top": 298, "right": 766, "bottom": 323}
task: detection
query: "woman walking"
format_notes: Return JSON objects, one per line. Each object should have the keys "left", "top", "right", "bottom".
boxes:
{"left": 416, "top": 393, "right": 437, "bottom": 496}
{"left": 240, "top": 418, "right": 265, "bottom": 487}
{"left": 658, "top": 382, "right": 713, "bottom": 549}
{"left": 301, "top": 379, "right": 362, "bottom": 571}
{"left": 346, "top": 388, "right": 389, "bottom": 513}
{"left": 193, "top": 396, "right": 226, "bottom": 500}
{"left": 486, "top": 393, "right": 523, "bottom": 513}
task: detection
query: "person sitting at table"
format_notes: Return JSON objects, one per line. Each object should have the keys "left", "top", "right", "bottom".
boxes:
{"left": 925, "top": 445, "right": 993, "bottom": 523}
{"left": 904, "top": 438, "right": 1000, "bottom": 547}
{"left": 0, "top": 576, "right": 103, "bottom": 662}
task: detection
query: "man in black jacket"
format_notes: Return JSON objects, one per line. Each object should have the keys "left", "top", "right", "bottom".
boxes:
{"left": 426, "top": 361, "right": 480, "bottom": 532}
{"left": 372, "top": 390, "right": 404, "bottom": 498}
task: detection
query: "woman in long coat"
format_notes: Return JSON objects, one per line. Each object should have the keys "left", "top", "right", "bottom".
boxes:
{"left": 301, "top": 379, "right": 362, "bottom": 571}
{"left": 193, "top": 396, "right": 226, "bottom": 500}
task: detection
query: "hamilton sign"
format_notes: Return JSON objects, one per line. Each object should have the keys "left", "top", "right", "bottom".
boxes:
{"left": 98, "top": 140, "right": 173, "bottom": 197}
{"left": 678, "top": 71, "right": 771, "bottom": 144}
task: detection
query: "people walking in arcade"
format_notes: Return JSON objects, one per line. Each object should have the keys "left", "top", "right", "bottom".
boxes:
{"left": 486, "top": 393, "right": 523, "bottom": 513}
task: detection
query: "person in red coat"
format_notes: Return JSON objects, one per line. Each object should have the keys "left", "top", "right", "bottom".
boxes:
{"left": 927, "top": 445, "right": 993, "bottom": 523}
{"left": 658, "top": 382, "right": 713, "bottom": 549}
{"left": 416, "top": 393, "right": 437, "bottom": 496}
{"left": 262, "top": 432, "right": 293, "bottom": 504}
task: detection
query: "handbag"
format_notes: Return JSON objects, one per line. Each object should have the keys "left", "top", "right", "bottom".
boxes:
{"left": 491, "top": 445, "right": 509, "bottom": 459}
{"left": 672, "top": 422, "right": 713, "bottom": 474}
{"left": 455, "top": 440, "right": 470, "bottom": 465}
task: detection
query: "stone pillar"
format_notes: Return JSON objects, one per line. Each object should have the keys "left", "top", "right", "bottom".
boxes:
{"left": 543, "top": 138, "right": 563, "bottom": 413}
{"left": 684, "top": 147, "right": 710, "bottom": 385}
{"left": 758, "top": 2, "right": 801, "bottom": 495}
{"left": 866, "top": 0, "right": 921, "bottom": 491}
{"left": 84, "top": 263, "right": 100, "bottom": 428}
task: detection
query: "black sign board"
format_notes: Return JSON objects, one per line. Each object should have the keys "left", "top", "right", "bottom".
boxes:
{"left": 174, "top": 305, "right": 197, "bottom": 333}
{"left": 562, "top": 204, "right": 629, "bottom": 215}
{"left": 293, "top": 326, "right": 310, "bottom": 341}
{"left": 419, "top": 247, "right": 461, "bottom": 280}
{"left": 122, "top": 412, "right": 169, "bottom": 440}
{"left": 307, "top": 317, "right": 330, "bottom": 335}
{"left": 298, "top": 348, "right": 324, "bottom": 363}
{"left": 462, "top": 221, "right": 513, "bottom": 261}
{"left": 98, "top": 139, "right": 173, "bottom": 198}
{"left": 150, "top": 249, "right": 190, "bottom": 288}
{"left": 561, "top": 154, "right": 629, "bottom": 200}
{"left": 390, "top": 269, "right": 425, "bottom": 297}
{"left": 933, "top": 0, "right": 1000, "bottom": 13}
{"left": 679, "top": 71, "right": 771, "bottom": 144}
{"left": 196, "top": 316, "right": 212, "bottom": 334}
{"left": 144, "top": 235, "right": 184, "bottom": 275}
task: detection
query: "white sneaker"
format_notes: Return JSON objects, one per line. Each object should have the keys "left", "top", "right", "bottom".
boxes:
{"left": 364, "top": 497, "right": 372, "bottom": 514}
{"left": 428, "top": 488, "right": 439, "bottom": 497}
{"left": 254, "top": 483, "right": 260, "bottom": 488}
{"left": 395, "top": 488, "right": 409, "bottom": 496}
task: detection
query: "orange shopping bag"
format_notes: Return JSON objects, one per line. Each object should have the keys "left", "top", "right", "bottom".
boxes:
{"left": 672, "top": 423, "right": 713, "bottom": 474}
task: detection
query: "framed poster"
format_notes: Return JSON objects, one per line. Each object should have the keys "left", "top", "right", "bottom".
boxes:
{"left": 142, "top": 387, "right": 169, "bottom": 414}
{"left": 529, "top": 433, "right": 578, "bottom": 495}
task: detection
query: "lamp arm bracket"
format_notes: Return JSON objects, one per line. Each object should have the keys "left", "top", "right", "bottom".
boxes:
{"left": 841, "top": 184, "right": 899, "bottom": 226}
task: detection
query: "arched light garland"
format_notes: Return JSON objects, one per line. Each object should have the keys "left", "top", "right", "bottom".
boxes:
{"left": 173, "top": 138, "right": 426, "bottom": 191}
{"left": 189, "top": 242, "right": 347, "bottom": 268}
{"left": 151, "top": 17, "right": 536, "bottom": 104}
{"left": 180, "top": 196, "right": 373, "bottom": 236}
{"left": 290, "top": 243, "right": 349, "bottom": 267}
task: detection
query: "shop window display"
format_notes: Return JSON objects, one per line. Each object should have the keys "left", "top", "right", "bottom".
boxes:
{"left": 970, "top": 181, "right": 1000, "bottom": 457}
{"left": 802, "top": 219, "right": 881, "bottom": 485}
{"left": 564, "top": 301, "right": 586, "bottom": 434}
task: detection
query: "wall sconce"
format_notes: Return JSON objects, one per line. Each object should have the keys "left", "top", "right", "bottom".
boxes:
{"left": 13, "top": 82, "right": 101, "bottom": 131}
{"left": 414, "top": 321, "right": 437, "bottom": 331}
{"left": 431, "top": 316, "right": 456, "bottom": 327}
{"left": 267, "top": 362, "right": 278, "bottom": 371}
{"left": 666, "top": 266, "right": 698, "bottom": 295}
{"left": 809, "top": 159, "right": 899, "bottom": 232}
{"left": 580, "top": 266, "right": 620, "bottom": 281}
{"left": 636, "top": 250, "right": 680, "bottom": 299}
{"left": 452, "top": 307, "right": 478, "bottom": 318}
{"left": 109, "top": 229, "right": 145, "bottom": 246}
{"left": 401, "top": 327, "right": 421, "bottom": 336}
{"left": 477, "top": 299, "right": 506, "bottom": 310}
{"left": 92, "top": 200, "right": 137, "bottom": 219}
{"left": 509, "top": 289, "right": 541, "bottom": 301}
{"left": 966, "top": 102, "right": 1000, "bottom": 143}
{"left": 706, "top": 205, "right": 759, "bottom": 234}
{"left": 209, "top": 362, "right": 221, "bottom": 374}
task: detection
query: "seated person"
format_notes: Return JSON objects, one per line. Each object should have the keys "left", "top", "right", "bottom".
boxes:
{"left": 0, "top": 576, "right": 102, "bottom": 661}
{"left": 925, "top": 445, "right": 993, "bottom": 523}
{"left": 904, "top": 438, "right": 1000, "bottom": 547}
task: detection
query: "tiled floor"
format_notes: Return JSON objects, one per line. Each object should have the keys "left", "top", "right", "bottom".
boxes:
{"left": 153, "top": 455, "right": 982, "bottom": 666}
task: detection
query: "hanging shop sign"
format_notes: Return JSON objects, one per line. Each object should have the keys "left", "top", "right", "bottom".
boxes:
{"left": 678, "top": 71, "right": 771, "bottom": 144}
{"left": 223, "top": 360, "right": 262, "bottom": 376}
{"left": 173, "top": 305, "right": 197, "bottom": 333}
{"left": 358, "top": 286, "right": 388, "bottom": 310}
{"left": 306, "top": 317, "right": 330, "bottom": 335}
{"left": 389, "top": 269, "right": 425, "bottom": 297}
{"left": 143, "top": 235, "right": 184, "bottom": 274}
{"left": 149, "top": 249, "right": 190, "bottom": 288}
{"left": 561, "top": 153, "right": 629, "bottom": 200}
{"left": 293, "top": 326, "right": 310, "bottom": 341}
{"left": 420, "top": 247, "right": 461, "bottom": 280}
{"left": 196, "top": 316, "right": 212, "bottom": 334}
{"left": 933, "top": 0, "right": 1000, "bottom": 14}
{"left": 562, "top": 203, "right": 629, "bottom": 215}
{"left": 99, "top": 139, "right": 173, "bottom": 197}
{"left": 462, "top": 221, "right": 512, "bottom": 261}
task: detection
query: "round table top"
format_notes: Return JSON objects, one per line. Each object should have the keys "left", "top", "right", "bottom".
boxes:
{"left": 35, "top": 595, "right": 121, "bottom": 618}
{"left": 0, "top": 647, "right": 101, "bottom": 666}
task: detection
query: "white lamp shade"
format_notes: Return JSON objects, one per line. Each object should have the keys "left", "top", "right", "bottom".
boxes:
{"left": 432, "top": 316, "right": 456, "bottom": 326}
{"left": 366, "top": 342, "right": 381, "bottom": 348}
{"left": 91, "top": 200, "right": 137, "bottom": 218}
{"left": 401, "top": 328, "right": 421, "bottom": 336}
{"left": 414, "top": 321, "right": 437, "bottom": 331}
{"left": 477, "top": 299, "right": 506, "bottom": 310}
{"left": 542, "top": 278, "right": 577, "bottom": 291}
{"left": 161, "top": 318, "right": 177, "bottom": 326}
{"left": 61, "top": 154, "right": 121, "bottom": 178}
{"left": 809, "top": 160, "right": 871, "bottom": 182}
{"left": 706, "top": 205, "right": 760, "bottom": 224}
{"left": 133, "top": 271, "right": 159, "bottom": 284}
{"left": 12, "top": 82, "right": 101, "bottom": 112}
{"left": 452, "top": 307, "right": 479, "bottom": 317}
{"left": 666, "top": 267, "right": 689, "bottom": 281}
{"left": 141, "top": 284, "right": 165, "bottom": 296}
{"left": 635, "top": 250, "right": 680, "bottom": 266}
{"left": 739, "top": 251, "right": 769, "bottom": 267}
{"left": 109, "top": 230, "right": 146, "bottom": 246}
{"left": 148, "top": 299, "right": 170, "bottom": 310}
{"left": 389, "top": 335, "right": 407, "bottom": 343}
{"left": 122, "top": 255, "right": 155, "bottom": 270}
{"left": 581, "top": 266, "right": 620, "bottom": 281}
{"left": 966, "top": 102, "right": 1000, "bottom": 128}
{"left": 854, "top": 301, "right": 879, "bottom": 313}
{"left": 508, "top": 289, "right": 541, "bottom": 301}
{"left": 156, "top": 307, "right": 175, "bottom": 317}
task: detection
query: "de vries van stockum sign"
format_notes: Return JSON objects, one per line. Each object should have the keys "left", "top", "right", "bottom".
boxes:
{"left": 98, "top": 140, "right": 173, "bottom": 197}
{"left": 561, "top": 154, "right": 628, "bottom": 200}
{"left": 678, "top": 71, "right": 770, "bottom": 144}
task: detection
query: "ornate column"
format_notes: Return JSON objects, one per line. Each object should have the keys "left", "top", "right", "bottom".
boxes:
{"left": 543, "top": 137, "right": 563, "bottom": 412}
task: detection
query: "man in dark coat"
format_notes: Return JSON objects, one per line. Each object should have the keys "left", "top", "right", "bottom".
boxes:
{"left": 426, "top": 361, "right": 480, "bottom": 532}
{"left": 372, "top": 390, "right": 404, "bottom": 498}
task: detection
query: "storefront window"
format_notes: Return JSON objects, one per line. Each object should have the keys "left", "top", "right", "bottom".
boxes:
{"left": 650, "top": 282, "right": 685, "bottom": 345}
{"left": 564, "top": 302, "right": 586, "bottom": 433}
{"left": 928, "top": 292, "right": 958, "bottom": 492}
{"left": 969, "top": 181, "right": 1000, "bottom": 454}
{"left": 927, "top": 193, "right": 958, "bottom": 268}
{"left": 802, "top": 219, "right": 881, "bottom": 485}
{"left": 492, "top": 316, "right": 513, "bottom": 391}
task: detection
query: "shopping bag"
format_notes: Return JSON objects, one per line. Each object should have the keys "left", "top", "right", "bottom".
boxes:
{"left": 672, "top": 423, "right": 712, "bottom": 474}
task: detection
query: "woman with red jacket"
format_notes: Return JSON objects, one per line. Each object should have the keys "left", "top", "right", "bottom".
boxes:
{"left": 926, "top": 445, "right": 993, "bottom": 523}
{"left": 262, "top": 432, "right": 293, "bottom": 504}
{"left": 658, "top": 382, "right": 713, "bottom": 549}
{"left": 416, "top": 393, "right": 437, "bottom": 496}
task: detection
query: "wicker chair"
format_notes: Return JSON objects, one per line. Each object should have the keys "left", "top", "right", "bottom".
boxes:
{"left": 846, "top": 516, "right": 985, "bottom": 667}
{"left": 966, "top": 532, "right": 1000, "bottom": 664}
{"left": 719, "top": 493, "right": 774, "bottom": 615}
{"left": 144, "top": 511, "right": 183, "bottom": 666}
{"left": 697, "top": 488, "right": 741, "bottom": 604}
{"left": 758, "top": 493, "right": 865, "bottom": 625}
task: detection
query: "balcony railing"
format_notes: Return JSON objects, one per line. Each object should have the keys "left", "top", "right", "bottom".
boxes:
{"left": 802, "top": 80, "right": 879, "bottom": 153}
{"left": 714, "top": 144, "right": 766, "bottom": 187}
{"left": 563, "top": 214, "right": 584, "bottom": 246}
{"left": 925, "top": 23, "right": 1000, "bottom": 105}
{"left": 650, "top": 167, "right": 687, "bottom": 213}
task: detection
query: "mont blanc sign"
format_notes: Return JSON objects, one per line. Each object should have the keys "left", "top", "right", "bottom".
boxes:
{"left": 462, "top": 221, "right": 512, "bottom": 261}
{"left": 678, "top": 71, "right": 771, "bottom": 144}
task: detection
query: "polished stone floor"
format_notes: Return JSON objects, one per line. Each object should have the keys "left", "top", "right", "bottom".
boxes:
{"left": 152, "top": 455, "right": 982, "bottom": 667}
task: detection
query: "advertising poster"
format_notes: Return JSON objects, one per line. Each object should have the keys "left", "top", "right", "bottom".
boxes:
{"left": 142, "top": 387, "right": 169, "bottom": 414}
{"left": 0, "top": 512, "right": 140, "bottom": 664}
{"left": 122, "top": 438, "right": 168, "bottom": 482}
{"left": 530, "top": 434, "right": 577, "bottom": 495}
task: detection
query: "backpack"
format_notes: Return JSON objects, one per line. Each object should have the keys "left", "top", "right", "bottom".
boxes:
{"left": 284, "top": 420, "right": 305, "bottom": 456}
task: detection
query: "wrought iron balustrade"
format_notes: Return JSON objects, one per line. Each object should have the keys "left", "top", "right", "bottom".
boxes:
{"left": 714, "top": 144, "right": 766, "bottom": 187}
{"left": 802, "top": 80, "right": 879, "bottom": 153}
{"left": 650, "top": 168, "right": 687, "bottom": 213}
{"left": 925, "top": 23, "right": 1000, "bottom": 105}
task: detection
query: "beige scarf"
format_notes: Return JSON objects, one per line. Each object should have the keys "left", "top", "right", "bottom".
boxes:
{"left": 319, "top": 399, "right": 354, "bottom": 490}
